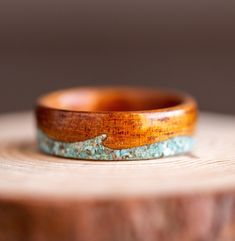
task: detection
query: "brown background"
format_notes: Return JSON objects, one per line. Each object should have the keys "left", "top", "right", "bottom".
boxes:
{"left": 0, "top": 0, "right": 234, "bottom": 114}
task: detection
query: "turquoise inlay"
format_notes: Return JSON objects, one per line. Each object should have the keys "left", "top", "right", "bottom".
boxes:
{"left": 37, "top": 130, "right": 194, "bottom": 160}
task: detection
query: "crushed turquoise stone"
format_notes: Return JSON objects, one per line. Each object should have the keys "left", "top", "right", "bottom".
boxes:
{"left": 37, "top": 130, "right": 194, "bottom": 160}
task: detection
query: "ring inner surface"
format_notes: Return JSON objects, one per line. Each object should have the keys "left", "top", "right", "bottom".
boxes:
{"left": 39, "top": 88, "right": 184, "bottom": 112}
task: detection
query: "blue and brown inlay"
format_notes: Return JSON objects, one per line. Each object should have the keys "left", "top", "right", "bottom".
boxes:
{"left": 36, "top": 88, "right": 197, "bottom": 160}
{"left": 38, "top": 130, "right": 194, "bottom": 160}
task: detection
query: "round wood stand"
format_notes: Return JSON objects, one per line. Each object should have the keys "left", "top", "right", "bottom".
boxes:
{"left": 0, "top": 112, "right": 235, "bottom": 241}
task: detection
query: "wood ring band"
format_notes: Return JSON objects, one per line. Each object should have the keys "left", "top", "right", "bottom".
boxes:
{"left": 36, "top": 87, "right": 198, "bottom": 160}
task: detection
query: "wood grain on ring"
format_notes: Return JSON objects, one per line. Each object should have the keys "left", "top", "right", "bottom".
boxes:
{"left": 36, "top": 87, "right": 197, "bottom": 149}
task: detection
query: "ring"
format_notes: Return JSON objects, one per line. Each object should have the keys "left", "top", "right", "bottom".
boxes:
{"left": 36, "top": 87, "right": 197, "bottom": 160}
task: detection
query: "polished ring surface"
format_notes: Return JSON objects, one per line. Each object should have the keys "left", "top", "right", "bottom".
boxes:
{"left": 36, "top": 87, "right": 197, "bottom": 160}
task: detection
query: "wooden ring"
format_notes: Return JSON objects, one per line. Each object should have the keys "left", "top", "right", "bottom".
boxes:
{"left": 36, "top": 87, "right": 198, "bottom": 160}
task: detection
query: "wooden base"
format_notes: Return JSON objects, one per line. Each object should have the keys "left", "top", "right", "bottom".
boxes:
{"left": 0, "top": 112, "right": 235, "bottom": 241}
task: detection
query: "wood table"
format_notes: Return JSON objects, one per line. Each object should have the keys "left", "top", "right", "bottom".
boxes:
{"left": 0, "top": 112, "right": 235, "bottom": 241}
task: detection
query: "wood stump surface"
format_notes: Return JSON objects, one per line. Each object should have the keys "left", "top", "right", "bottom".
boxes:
{"left": 0, "top": 112, "right": 235, "bottom": 241}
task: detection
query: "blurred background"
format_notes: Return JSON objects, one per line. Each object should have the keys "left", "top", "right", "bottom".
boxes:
{"left": 0, "top": 0, "right": 234, "bottom": 114}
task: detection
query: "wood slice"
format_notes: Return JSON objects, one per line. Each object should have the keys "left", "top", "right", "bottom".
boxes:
{"left": 0, "top": 112, "right": 235, "bottom": 241}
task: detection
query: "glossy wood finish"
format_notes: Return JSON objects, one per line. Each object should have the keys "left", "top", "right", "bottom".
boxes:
{"left": 36, "top": 87, "right": 197, "bottom": 149}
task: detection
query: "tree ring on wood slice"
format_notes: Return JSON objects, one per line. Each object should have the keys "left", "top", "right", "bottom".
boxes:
{"left": 1, "top": 112, "right": 235, "bottom": 241}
